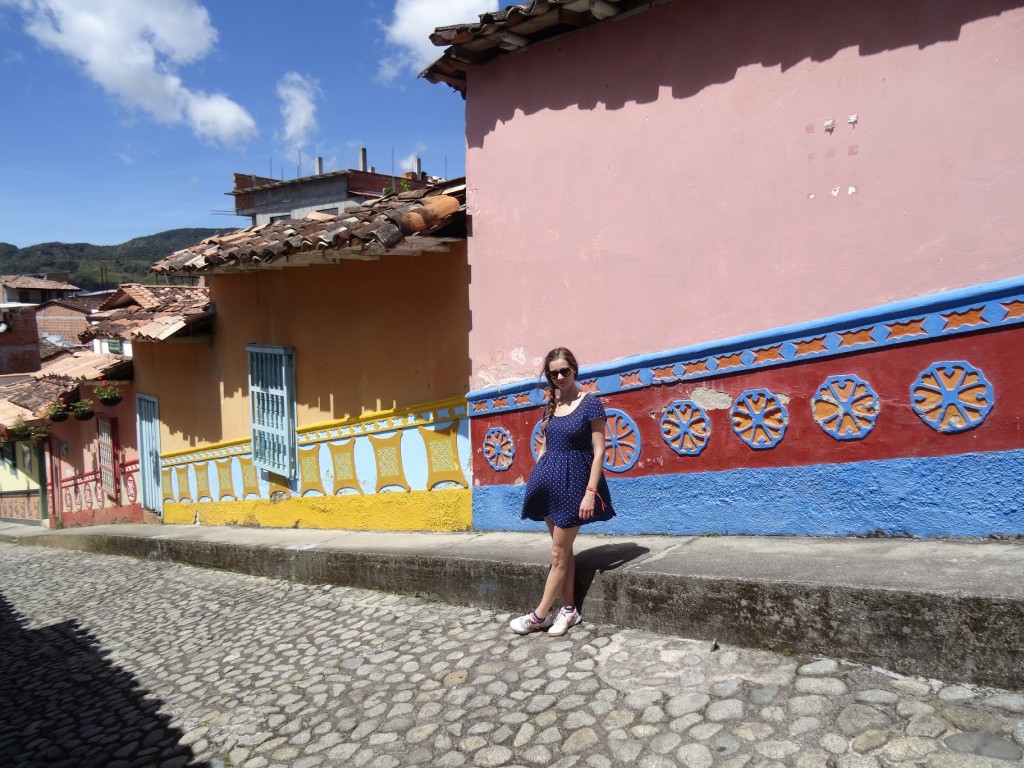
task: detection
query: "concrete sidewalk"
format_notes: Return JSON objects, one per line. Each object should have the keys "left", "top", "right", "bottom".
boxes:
{"left": 1, "top": 521, "right": 1021, "bottom": 689}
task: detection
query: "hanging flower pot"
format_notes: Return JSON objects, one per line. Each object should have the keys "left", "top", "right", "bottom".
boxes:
{"left": 94, "top": 380, "right": 122, "bottom": 407}
{"left": 43, "top": 400, "right": 68, "bottom": 421}
{"left": 70, "top": 399, "right": 94, "bottom": 421}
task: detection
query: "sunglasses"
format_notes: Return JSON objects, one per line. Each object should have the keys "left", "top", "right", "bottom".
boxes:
{"left": 548, "top": 367, "right": 573, "bottom": 379}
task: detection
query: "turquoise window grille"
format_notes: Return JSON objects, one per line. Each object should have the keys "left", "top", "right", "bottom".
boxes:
{"left": 246, "top": 345, "right": 297, "bottom": 477}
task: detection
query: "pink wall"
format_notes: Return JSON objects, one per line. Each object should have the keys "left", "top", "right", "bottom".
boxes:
{"left": 47, "top": 387, "right": 143, "bottom": 526}
{"left": 464, "top": 0, "right": 1024, "bottom": 388}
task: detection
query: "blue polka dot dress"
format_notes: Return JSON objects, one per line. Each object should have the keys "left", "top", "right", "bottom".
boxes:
{"left": 521, "top": 393, "right": 616, "bottom": 528}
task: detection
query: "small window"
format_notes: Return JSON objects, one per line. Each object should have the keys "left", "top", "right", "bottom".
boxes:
{"left": 246, "top": 345, "right": 297, "bottom": 477}
{"left": 316, "top": 207, "right": 339, "bottom": 216}
{"left": 107, "top": 339, "right": 123, "bottom": 355}
{"left": 269, "top": 214, "right": 290, "bottom": 223}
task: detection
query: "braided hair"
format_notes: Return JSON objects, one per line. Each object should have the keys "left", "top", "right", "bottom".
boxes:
{"left": 537, "top": 347, "right": 580, "bottom": 443}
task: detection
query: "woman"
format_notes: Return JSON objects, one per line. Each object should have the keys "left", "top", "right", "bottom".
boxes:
{"left": 510, "top": 347, "right": 615, "bottom": 636}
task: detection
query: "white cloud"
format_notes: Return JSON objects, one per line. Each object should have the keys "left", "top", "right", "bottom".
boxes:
{"left": 378, "top": 0, "right": 497, "bottom": 83}
{"left": 6, "top": 0, "right": 257, "bottom": 146}
{"left": 276, "top": 71, "right": 320, "bottom": 156}
{"left": 398, "top": 142, "right": 427, "bottom": 173}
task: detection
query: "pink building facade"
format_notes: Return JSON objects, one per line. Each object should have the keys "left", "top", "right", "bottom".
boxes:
{"left": 46, "top": 383, "right": 146, "bottom": 527}
{"left": 428, "top": 0, "right": 1024, "bottom": 536}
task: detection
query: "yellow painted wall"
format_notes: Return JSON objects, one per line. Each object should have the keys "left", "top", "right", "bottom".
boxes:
{"left": 163, "top": 488, "right": 471, "bottom": 531}
{"left": 132, "top": 338, "right": 222, "bottom": 453}
{"left": 131, "top": 243, "right": 469, "bottom": 456}
{"left": 210, "top": 244, "right": 470, "bottom": 438}
{"left": 0, "top": 441, "right": 41, "bottom": 491}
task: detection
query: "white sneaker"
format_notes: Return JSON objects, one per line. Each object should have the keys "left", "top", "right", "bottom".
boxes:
{"left": 509, "top": 612, "right": 553, "bottom": 635}
{"left": 547, "top": 608, "right": 582, "bottom": 636}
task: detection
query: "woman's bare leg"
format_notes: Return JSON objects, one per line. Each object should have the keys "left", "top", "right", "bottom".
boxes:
{"left": 536, "top": 520, "right": 579, "bottom": 616}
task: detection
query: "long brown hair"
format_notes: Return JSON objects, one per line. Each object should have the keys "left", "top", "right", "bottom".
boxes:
{"left": 538, "top": 347, "right": 579, "bottom": 440}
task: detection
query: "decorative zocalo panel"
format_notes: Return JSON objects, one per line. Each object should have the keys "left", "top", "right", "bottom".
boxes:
{"left": 482, "top": 427, "right": 515, "bottom": 471}
{"left": 730, "top": 389, "right": 789, "bottom": 450}
{"left": 910, "top": 361, "right": 994, "bottom": 434}
{"left": 159, "top": 398, "right": 473, "bottom": 502}
{"left": 469, "top": 323, "right": 1024, "bottom": 486}
{"left": 812, "top": 375, "right": 880, "bottom": 441}
{"left": 468, "top": 280, "right": 1024, "bottom": 537}
{"left": 660, "top": 400, "right": 711, "bottom": 456}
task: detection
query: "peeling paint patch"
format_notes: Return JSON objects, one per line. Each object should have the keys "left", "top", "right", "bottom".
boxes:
{"left": 778, "top": 394, "right": 791, "bottom": 405}
{"left": 690, "top": 387, "right": 733, "bottom": 411}
{"left": 510, "top": 347, "right": 526, "bottom": 364}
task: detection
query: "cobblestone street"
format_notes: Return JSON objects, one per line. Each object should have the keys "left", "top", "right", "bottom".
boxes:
{"left": 0, "top": 543, "right": 1022, "bottom": 768}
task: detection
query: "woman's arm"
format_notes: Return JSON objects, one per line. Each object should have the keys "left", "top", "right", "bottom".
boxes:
{"left": 579, "top": 418, "right": 606, "bottom": 521}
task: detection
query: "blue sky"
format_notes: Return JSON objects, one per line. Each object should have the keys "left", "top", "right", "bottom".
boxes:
{"left": 0, "top": 0, "right": 498, "bottom": 247}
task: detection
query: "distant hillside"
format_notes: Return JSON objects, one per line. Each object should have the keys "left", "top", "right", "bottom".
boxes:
{"left": 0, "top": 228, "right": 230, "bottom": 290}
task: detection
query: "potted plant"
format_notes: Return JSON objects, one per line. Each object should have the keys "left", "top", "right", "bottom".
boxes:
{"left": 70, "top": 399, "right": 95, "bottom": 421}
{"left": 43, "top": 400, "right": 69, "bottom": 422}
{"left": 8, "top": 417, "right": 49, "bottom": 442}
{"left": 95, "top": 380, "right": 122, "bottom": 406}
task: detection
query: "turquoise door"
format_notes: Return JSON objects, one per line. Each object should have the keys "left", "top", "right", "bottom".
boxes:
{"left": 136, "top": 394, "right": 162, "bottom": 515}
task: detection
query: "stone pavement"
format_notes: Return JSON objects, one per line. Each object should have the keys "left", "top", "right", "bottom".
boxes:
{"left": 1, "top": 543, "right": 1022, "bottom": 768}
{"left": 0, "top": 522, "right": 1022, "bottom": 689}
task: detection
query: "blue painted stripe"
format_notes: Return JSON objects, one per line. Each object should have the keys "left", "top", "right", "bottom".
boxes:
{"left": 468, "top": 275, "right": 1024, "bottom": 412}
{"left": 472, "top": 449, "right": 1024, "bottom": 537}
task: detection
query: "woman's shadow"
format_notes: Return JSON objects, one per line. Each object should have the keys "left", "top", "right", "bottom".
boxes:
{"left": 573, "top": 542, "right": 649, "bottom": 611}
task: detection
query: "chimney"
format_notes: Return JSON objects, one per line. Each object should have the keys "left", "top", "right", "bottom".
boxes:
{"left": 359, "top": 147, "right": 368, "bottom": 172}
{"left": 415, "top": 156, "right": 422, "bottom": 176}
{"left": 314, "top": 156, "right": 323, "bottom": 175}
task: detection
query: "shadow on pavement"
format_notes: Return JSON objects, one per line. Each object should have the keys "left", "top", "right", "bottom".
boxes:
{"left": 0, "top": 592, "right": 208, "bottom": 768}
{"left": 575, "top": 542, "right": 649, "bottom": 611}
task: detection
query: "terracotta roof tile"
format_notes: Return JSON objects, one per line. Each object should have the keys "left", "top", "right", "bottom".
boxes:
{"left": 0, "top": 376, "right": 73, "bottom": 417}
{"left": 0, "top": 274, "right": 80, "bottom": 291}
{"left": 150, "top": 179, "right": 466, "bottom": 276}
{"left": 0, "top": 397, "right": 37, "bottom": 429}
{"left": 0, "top": 351, "right": 131, "bottom": 427}
{"left": 39, "top": 294, "right": 110, "bottom": 313}
{"left": 86, "top": 285, "right": 212, "bottom": 342}
{"left": 39, "top": 338, "right": 69, "bottom": 360}
{"left": 422, "top": 0, "right": 656, "bottom": 93}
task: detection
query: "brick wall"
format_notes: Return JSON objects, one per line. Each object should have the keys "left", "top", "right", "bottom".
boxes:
{"left": 0, "top": 307, "right": 40, "bottom": 373}
{"left": 36, "top": 304, "right": 90, "bottom": 345}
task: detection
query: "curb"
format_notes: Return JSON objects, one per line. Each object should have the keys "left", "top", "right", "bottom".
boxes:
{"left": 3, "top": 531, "right": 1021, "bottom": 689}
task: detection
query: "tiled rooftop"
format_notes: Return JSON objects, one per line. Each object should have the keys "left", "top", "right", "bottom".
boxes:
{"left": 0, "top": 274, "right": 80, "bottom": 291}
{"left": 85, "top": 284, "right": 212, "bottom": 341}
{"left": 150, "top": 180, "right": 466, "bottom": 276}
{"left": 422, "top": 0, "right": 655, "bottom": 94}
{"left": 39, "top": 338, "right": 70, "bottom": 361}
{"left": 0, "top": 351, "right": 130, "bottom": 426}
{"left": 30, "top": 351, "right": 131, "bottom": 386}
{"left": 40, "top": 294, "right": 111, "bottom": 313}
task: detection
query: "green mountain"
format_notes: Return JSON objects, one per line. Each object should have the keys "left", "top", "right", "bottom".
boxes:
{"left": 0, "top": 228, "right": 230, "bottom": 290}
